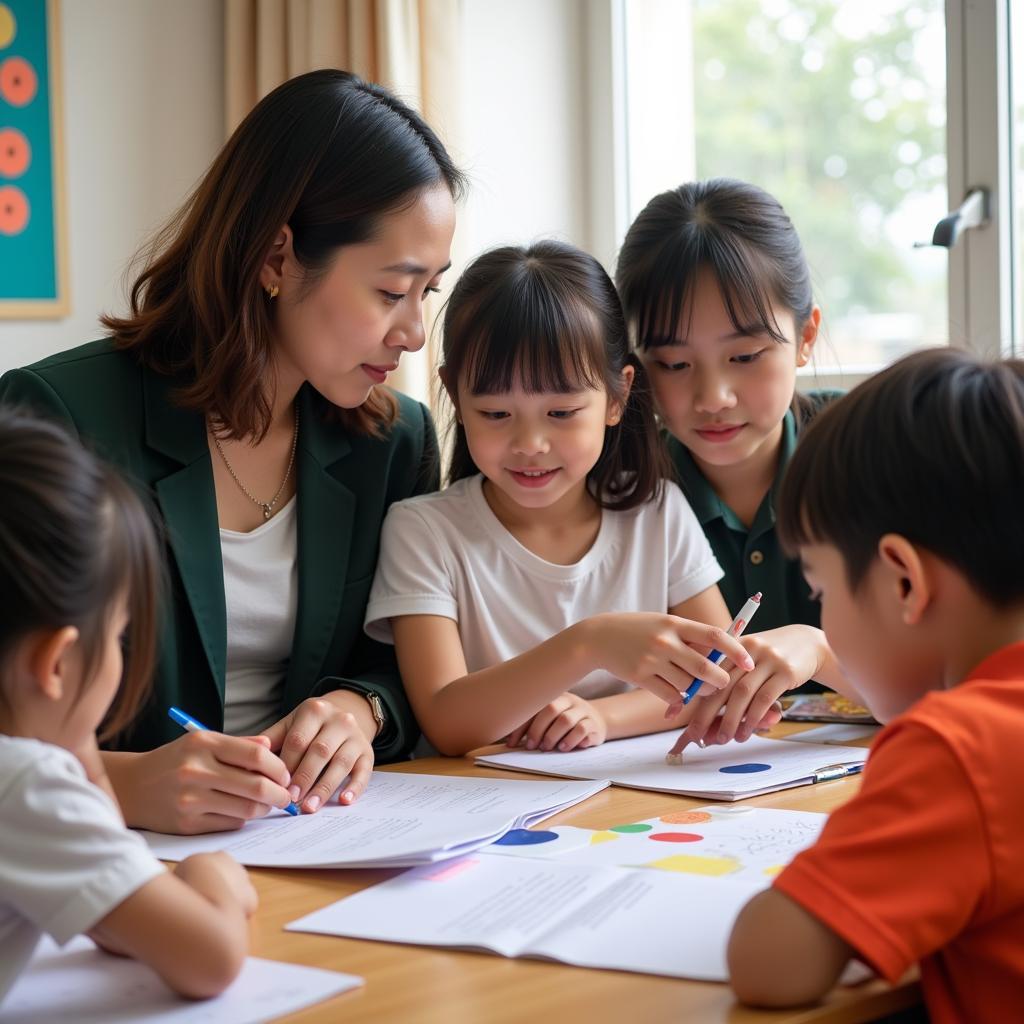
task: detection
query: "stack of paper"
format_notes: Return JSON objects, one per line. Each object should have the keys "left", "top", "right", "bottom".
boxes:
{"left": 476, "top": 733, "right": 867, "bottom": 800}
{"left": 138, "top": 771, "right": 608, "bottom": 868}
{"left": 3, "top": 935, "right": 361, "bottom": 1023}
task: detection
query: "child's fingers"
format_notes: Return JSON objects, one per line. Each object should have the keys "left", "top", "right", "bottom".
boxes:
{"left": 714, "top": 669, "right": 772, "bottom": 744}
{"left": 557, "top": 719, "right": 593, "bottom": 751}
{"left": 675, "top": 622, "right": 756, "bottom": 673}
{"left": 524, "top": 700, "right": 568, "bottom": 749}
{"left": 539, "top": 716, "right": 574, "bottom": 751}
{"left": 680, "top": 689, "right": 730, "bottom": 749}
{"left": 505, "top": 722, "right": 531, "bottom": 748}
{"left": 671, "top": 646, "right": 734, "bottom": 691}
{"left": 738, "top": 696, "right": 785, "bottom": 742}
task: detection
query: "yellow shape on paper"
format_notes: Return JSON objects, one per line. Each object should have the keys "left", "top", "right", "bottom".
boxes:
{"left": 763, "top": 864, "right": 783, "bottom": 877}
{"left": 590, "top": 830, "right": 620, "bottom": 845}
{"left": 0, "top": 6, "right": 16, "bottom": 50}
{"left": 646, "top": 854, "right": 739, "bottom": 876}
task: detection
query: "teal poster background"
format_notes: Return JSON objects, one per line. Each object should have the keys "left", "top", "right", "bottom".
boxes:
{"left": 0, "top": 0, "right": 61, "bottom": 308}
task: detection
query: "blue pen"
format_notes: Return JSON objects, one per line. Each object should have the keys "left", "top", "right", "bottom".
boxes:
{"left": 167, "top": 706, "right": 300, "bottom": 816}
{"left": 682, "top": 592, "right": 762, "bottom": 704}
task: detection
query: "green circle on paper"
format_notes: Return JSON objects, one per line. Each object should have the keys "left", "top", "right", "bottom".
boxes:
{"left": 610, "top": 823, "right": 653, "bottom": 834}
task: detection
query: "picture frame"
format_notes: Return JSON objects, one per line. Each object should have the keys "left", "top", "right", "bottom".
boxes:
{"left": 0, "top": 0, "right": 68, "bottom": 317}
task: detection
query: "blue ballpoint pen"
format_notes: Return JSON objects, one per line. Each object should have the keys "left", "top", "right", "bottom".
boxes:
{"left": 167, "top": 706, "right": 300, "bottom": 816}
{"left": 682, "top": 592, "right": 762, "bottom": 704}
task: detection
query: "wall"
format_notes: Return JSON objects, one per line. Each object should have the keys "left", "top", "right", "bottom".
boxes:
{"left": 457, "top": 0, "right": 588, "bottom": 262}
{"left": 0, "top": 0, "right": 223, "bottom": 373}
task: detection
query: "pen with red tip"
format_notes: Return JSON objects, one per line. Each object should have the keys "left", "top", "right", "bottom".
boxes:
{"left": 681, "top": 592, "right": 762, "bottom": 704}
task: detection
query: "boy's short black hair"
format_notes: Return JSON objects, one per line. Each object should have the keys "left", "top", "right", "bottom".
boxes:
{"left": 777, "top": 347, "right": 1024, "bottom": 605}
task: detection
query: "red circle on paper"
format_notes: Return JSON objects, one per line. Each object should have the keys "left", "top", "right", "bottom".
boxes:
{"left": 0, "top": 56, "right": 37, "bottom": 106}
{"left": 0, "top": 184, "right": 29, "bottom": 234}
{"left": 0, "top": 127, "right": 29, "bottom": 176}
{"left": 649, "top": 832, "right": 704, "bottom": 843}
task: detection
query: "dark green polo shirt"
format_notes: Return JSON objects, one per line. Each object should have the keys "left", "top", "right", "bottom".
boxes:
{"left": 667, "top": 391, "right": 843, "bottom": 690}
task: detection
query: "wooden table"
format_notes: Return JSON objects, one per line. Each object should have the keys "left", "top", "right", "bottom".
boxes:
{"left": 250, "top": 725, "right": 921, "bottom": 1024}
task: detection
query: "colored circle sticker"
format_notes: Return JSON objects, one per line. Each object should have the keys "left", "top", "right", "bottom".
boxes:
{"left": 659, "top": 810, "right": 713, "bottom": 825}
{"left": 0, "top": 56, "right": 36, "bottom": 106}
{"left": 0, "top": 5, "right": 16, "bottom": 50}
{"left": 649, "top": 832, "right": 704, "bottom": 843}
{"left": 0, "top": 127, "right": 30, "bottom": 176}
{"left": 610, "top": 822, "right": 653, "bottom": 834}
{"left": 0, "top": 184, "right": 28, "bottom": 234}
{"left": 719, "top": 763, "right": 772, "bottom": 774}
{"left": 493, "top": 829, "right": 559, "bottom": 846}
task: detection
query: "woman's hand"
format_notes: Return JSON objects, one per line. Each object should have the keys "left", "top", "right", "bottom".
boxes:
{"left": 260, "top": 692, "right": 376, "bottom": 812}
{"left": 105, "top": 733, "right": 295, "bottom": 835}
{"left": 583, "top": 612, "right": 755, "bottom": 706}
{"left": 666, "top": 624, "right": 829, "bottom": 758}
{"left": 505, "top": 693, "right": 608, "bottom": 752}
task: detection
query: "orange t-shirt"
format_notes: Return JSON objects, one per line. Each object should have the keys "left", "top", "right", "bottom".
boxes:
{"left": 774, "top": 641, "right": 1024, "bottom": 1024}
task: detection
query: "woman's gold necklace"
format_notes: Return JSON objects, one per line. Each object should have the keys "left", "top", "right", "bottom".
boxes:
{"left": 212, "top": 406, "right": 299, "bottom": 520}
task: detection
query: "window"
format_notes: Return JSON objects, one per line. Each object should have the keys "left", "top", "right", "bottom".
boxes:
{"left": 587, "top": 0, "right": 1016, "bottom": 375}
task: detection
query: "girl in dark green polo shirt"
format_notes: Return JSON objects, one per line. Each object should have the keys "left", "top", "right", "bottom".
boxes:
{"left": 616, "top": 178, "right": 850, "bottom": 752}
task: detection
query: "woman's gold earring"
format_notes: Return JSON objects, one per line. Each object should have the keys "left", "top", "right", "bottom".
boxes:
{"left": 265, "top": 283, "right": 280, "bottom": 299}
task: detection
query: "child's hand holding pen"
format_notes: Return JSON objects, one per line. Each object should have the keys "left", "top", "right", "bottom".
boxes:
{"left": 666, "top": 620, "right": 831, "bottom": 762}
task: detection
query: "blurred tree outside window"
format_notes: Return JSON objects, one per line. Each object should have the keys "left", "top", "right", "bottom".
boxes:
{"left": 682, "top": 0, "right": 948, "bottom": 370}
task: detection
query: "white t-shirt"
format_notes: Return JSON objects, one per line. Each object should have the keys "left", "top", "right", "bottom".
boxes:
{"left": 220, "top": 495, "right": 299, "bottom": 735}
{"left": 365, "top": 475, "right": 724, "bottom": 699}
{"left": 0, "top": 736, "right": 166, "bottom": 1003}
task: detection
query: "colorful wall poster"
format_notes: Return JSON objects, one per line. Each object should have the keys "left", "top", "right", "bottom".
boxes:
{"left": 0, "top": 0, "right": 67, "bottom": 316}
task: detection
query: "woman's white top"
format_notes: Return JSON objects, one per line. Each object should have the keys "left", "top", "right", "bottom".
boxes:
{"left": 365, "top": 475, "right": 724, "bottom": 700}
{"left": 0, "top": 736, "right": 165, "bottom": 1001}
{"left": 220, "top": 496, "right": 298, "bottom": 735}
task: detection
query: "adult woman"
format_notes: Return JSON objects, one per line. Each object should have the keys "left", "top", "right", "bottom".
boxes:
{"left": 0, "top": 70, "right": 462, "bottom": 834}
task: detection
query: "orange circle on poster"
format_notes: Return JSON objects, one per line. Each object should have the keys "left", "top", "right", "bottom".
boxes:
{"left": 0, "top": 184, "right": 28, "bottom": 234}
{"left": 658, "top": 810, "right": 713, "bottom": 825}
{"left": 0, "top": 6, "right": 16, "bottom": 50}
{"left": 0, "top": 127, "right": 29, "bottom": 176}
{"left": 0, "top": 56, "right": 36, "bottom": 106}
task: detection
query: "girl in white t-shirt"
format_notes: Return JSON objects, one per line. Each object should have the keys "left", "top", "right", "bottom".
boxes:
{"left": 0, "top": 410, "right": 261, "bottom": 1003}
{"left": 367, "top": 240, "right": 782, "bottom": 756}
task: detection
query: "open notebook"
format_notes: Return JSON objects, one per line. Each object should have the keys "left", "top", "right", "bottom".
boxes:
{"left": 476, "top": 732, "right": 868, "bottom": 800}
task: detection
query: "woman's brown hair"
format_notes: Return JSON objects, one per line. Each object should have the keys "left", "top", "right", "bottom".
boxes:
{"left": 0, "top": 409, "right": 163, "bottom": 741}
{"left": 103, "top": 69, "right": 465, "bottom": 440}
{"left": 441, "top": 241, "right": 669, "bottom": 510}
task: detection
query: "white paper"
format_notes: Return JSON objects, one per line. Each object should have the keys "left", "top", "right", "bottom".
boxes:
{"left": 477, "top": 733, "right": 867, "bottom": 799}
{"left": 138, "top": 771, "right": 608, "bottom": 868}
{"left": 287, "top": 854, "right": 764, "bottom": 981}
{"left": 1, "top": 936, "right": 361, "bottom": 1024}
{"left": 484, "top": 806, "right": 826, "bottom": 884}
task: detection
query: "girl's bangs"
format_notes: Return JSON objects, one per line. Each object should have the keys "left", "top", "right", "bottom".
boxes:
{"left": 638, "top": 233, "right": 790, "bottom": 349}
{"left": 461, "top": 287, "right": 605, "bottom": 396}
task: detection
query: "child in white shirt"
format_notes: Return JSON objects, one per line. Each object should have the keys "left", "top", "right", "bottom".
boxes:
{"left": 367, "top": 241, "right": 780, "bottom": 756}
{"left": 0, "top": 410, "right": 258, "bottom": 1003}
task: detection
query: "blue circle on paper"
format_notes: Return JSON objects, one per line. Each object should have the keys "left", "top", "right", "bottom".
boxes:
{"left": 494, "top": 829, "right": 559, "bottom": 846}
{"left": 719, "top": 763, "right": 772, "bottom": 774}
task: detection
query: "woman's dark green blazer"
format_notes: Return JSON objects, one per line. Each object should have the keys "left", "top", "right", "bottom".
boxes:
{"left": 0, "top": 339, "right": 436, "bottom": 760}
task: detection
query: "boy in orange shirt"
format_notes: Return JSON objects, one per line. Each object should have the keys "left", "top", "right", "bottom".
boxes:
{"left": 727, "top": 348, "right": 1024, "bottom": 1023}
